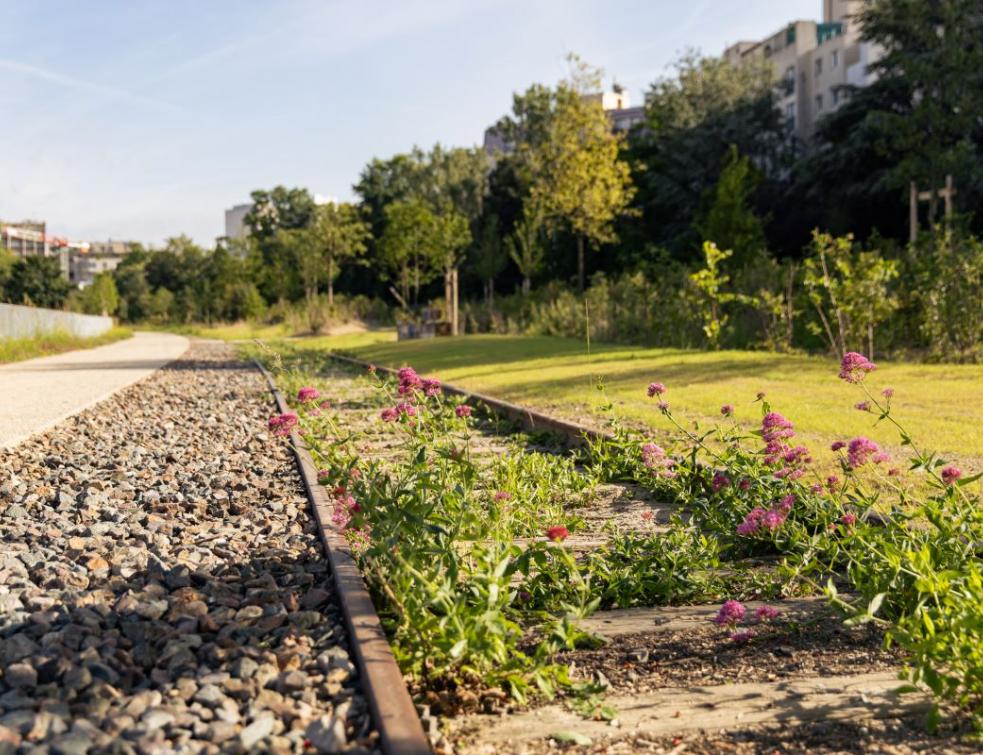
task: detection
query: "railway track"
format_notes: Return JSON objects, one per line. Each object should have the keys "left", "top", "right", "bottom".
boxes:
{"left": 261, "top": 351, "right": 972, "bottom": 754}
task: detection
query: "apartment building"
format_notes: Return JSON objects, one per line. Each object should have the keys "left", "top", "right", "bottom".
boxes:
{"left": 724, "top": 0, "right": 880, "bottom": 142}
{"left": 224, "top": 203, "right": 252, "bottom": 241}
{"left": 68, "top": 240, "right": 138, "bottom": 287}
{"left": 1, "top": 220, "right": 48, "bottom": 258}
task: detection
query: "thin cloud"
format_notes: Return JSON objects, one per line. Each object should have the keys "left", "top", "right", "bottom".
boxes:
{"left": 0, "top": 57, "right": 179, "bottom": 114}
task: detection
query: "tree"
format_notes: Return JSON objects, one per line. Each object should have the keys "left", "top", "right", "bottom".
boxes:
{"left": 507, "top": 202, "right": 546, "bottom": 295}
{"left": 4, "top": 256, "right": 71, "bottom": 309}
{"left": 858, "top": 0, "right": 983, "bottom": 220}
{"left": 628, "top": 51, "right": 790, "bottom": 260}
{"left": 379, "top": 199, "right": 440, "bottom": 307}
{"left": 531, "top": 56, "right": 636, "bottom": 291}
{"left": 245, "top": 186, "right": 315, "bottom": 304}
{"left": 78, "top": 272, "right": 119, "bottom": 316}
{"left": 471, "top": 215, "right": 508, "bottom": 305}
{"left": 112, "top": 249, "right": 152, "bottom": 322}
{"left": 693, "top": 146, "right": 767, "bottom": 268}
{"left": 305, "top": 203, "right": 370, "bottom": 307}
{"left": 689, "top": 241, "right": 743, "bottom": 349}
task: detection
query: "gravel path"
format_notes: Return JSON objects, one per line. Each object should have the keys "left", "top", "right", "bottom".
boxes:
{"left": 0, "top": 331, "right": 189, "bottom": 450}
{"left": 0, "top": 341, "right": 377, "bottom": 754}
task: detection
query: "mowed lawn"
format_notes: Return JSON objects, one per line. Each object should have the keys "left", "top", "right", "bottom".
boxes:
{"left": 341, "top": 334, "right": 983, "bottom": 471}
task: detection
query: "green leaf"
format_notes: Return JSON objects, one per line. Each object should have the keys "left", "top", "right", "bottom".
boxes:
{"left": 549, "top": 731, "right": 593, "bottom": 746}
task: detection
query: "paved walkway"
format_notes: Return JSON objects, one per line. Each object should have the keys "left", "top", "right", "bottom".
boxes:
{"left": 0, "top": 331, "right": 188, "bottom": 449}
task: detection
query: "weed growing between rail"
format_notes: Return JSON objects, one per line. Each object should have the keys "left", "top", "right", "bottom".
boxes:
{"left": 262, "top": 346, "right": 983, "bottom": 732}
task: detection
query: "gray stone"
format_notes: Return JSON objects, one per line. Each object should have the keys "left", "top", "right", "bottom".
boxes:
{"left": 3, "top": 663, "right": 36, "bottom": 689}
{"left": 238, "top": 716, "right": 275, "bottom": 749}
{"left": 305, "top": 713, "right": 348, "bottom": 753}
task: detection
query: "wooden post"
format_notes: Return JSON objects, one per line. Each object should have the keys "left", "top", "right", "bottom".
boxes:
{"left": 451, "top": 268, "right": 459, "bottom": 336}
{"left": 945, "top": 174, "right": 954, "bottom": 219}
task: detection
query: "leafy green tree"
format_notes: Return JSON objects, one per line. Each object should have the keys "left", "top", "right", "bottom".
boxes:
{"left": 380, "top": 199, "right": 441, "bottom": 307}
{"left": 471, "top": 216, "right": 508, "bottom": 305}
{"left": 304, "top": 203, "right": 371, "bottom": 307}
{"left": 531, "top": 56, "right": 635, "bottom": 291}
{"left": 802, "top": 231, "right": 900, "bottom": 358}
{"left": 112, "top": 249, "right": 152, "bottom": 322}
{"left": 78, "top": 272, "right": 119, "bottom": 316}
{"left": 628, "top": 51, "right": 789, "bottom": 260}
{"left": 507, "top": 202, "right": 546, "bottom": 295}
{"left": 858, "top": 0, "right": 983, "bottom": 219}
{"left": 694, "top": 146, "right": 767, "bottom": 269}
{"left": 245, "top": 186, "right": 314, "bottom": 304}
{"left": 689, "top": 241, "right": 743, "bottom": 349}
{"left": 5, "top": 256, "right": 71, "bottom": 308}
{"left": 0, "top": 245, "right": 14, "bottom": 294}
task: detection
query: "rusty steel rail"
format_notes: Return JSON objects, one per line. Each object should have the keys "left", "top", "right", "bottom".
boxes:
{"left": 255, "top": 360, "right": 432, "bottom": 755}
{"left": 329, "top": 352, "right": 611, "bottom": 447}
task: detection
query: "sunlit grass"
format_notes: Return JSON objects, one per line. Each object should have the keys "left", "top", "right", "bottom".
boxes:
{"left": 344, "top": 334, "right": 983, "bottom": 470}
{"left": 0, "top": 327, "right": 133, "bottom": 364}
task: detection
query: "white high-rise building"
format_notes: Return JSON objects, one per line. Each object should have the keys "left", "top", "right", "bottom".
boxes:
{"left": 723, "top": 0, "right": 881, "bottom": 142}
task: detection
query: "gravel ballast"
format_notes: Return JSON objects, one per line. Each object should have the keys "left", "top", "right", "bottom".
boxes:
{"left": 0, "top": 341, "right": 377, "bottom": 754}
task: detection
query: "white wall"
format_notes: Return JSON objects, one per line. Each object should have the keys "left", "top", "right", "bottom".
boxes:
{"left": 0, "top": 303, "right": 113, "bottom": 339}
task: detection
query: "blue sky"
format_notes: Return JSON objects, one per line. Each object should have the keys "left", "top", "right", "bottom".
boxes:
{"left": 1, "top": 0, "right": 818, "bottom": 246}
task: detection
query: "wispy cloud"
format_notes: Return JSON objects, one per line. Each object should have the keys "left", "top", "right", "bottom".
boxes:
{"left": 0, "top": 57, "right": 179, "bottom": 113}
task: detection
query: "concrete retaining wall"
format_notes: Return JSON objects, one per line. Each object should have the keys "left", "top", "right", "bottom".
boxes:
{"left": 0, "top": 303, "right": 113, "bottom": 339}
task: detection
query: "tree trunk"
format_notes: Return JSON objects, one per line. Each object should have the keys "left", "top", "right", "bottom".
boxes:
{"left": 327, "top": 254, "right": 334, "bottom": 308}
{"left": 577, "top": 235, "right": 585, "bottom": 293}
{"left": 522, "top": 276, "right": 531, "bottom": 296}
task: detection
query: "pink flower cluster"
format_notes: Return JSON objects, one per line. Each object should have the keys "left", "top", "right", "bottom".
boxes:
{"left": 844, "top": 437, "right": 888, "bottom": 468}
{"left": 720, "top": 404, "right": 735, "bottom": 416}
{"left": 268, "top": 412, "right": 298, "bottom": 437}
{"left": 641, "top": 443, "right": 676, "bottom": 478}
{"left": 397, "top": 367, "right": 423, "bottom": 395}
{"left": 941, "top": 466, "right": 962, "bottom": 486}
{"left": 647, "top": 382, "right": 666, "bottom": 397}
{"left": 712, "top": 600, "right": 781, "bottom": 642}
{"left": 546, "top": 525, "right": 569, "bottom": 542}
{"left": 330, "top": 486, "right": 360, "bottom": 529}
{"left": 455, "top": 405, "right": 472, "bottom": 418}
{"left": 712, "top": 471, "right": 731, "bottom": 492}
{"left": 838, "top": 352, "right": 877, "bottom": 383}
{"left": 297, "top": 386, "right": 321, "bottom": 403}
{"left": 736, "top": 495, "right": 793, "bottom": 537}
{"left": 380, "top": 402, "right": 418, "bottom": 422}
{"left": 761, "top": 412, "right": 811, "bottom": 480}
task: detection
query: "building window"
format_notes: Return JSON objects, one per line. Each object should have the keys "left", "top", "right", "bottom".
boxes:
{"left": 831, "top": 50, "right": 839, "bottom": 68}
{"left": 815, "top": 94, "right": 824, "bottom": 113}
{"left": 784, "top": 66, "right": 795, "bottom": 94}
{"left": 815, "top": 57, "right": 823, "bottom": 76}
{"left": 832, "top": 88, "right": 840, "bottom": 106}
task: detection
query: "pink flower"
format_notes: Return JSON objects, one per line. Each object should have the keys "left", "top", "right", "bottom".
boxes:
{"left": 367, "top": 363, "right": 377, "bottom": 374}
{"left": 838, "top": 352, "right": 877, "bottom": 383}
{"left": 721, "top": 404, "right": 735, "bottom": 416}
{"left": 455, "top": 405, "right": 472, "bottom": 418}
{"left": 941, "top": 466, "right": 962, "bottom": 486}
{"left": 778, "top": 494, "right": 795, "bottom": 512}
{"left": 755, "top": 605, "right": 780, "bottom": 622}
{"left": 761, "top": 509, "right": 787, "bottom": 531}
{"left": 647, "top": 382, "right": 666, "bottom": 397}
{"left": 847, "top": 437, "right": 880, "bottom": 468}
{"left": 713, "top": 600, "right": 746, "bottom": 627}
{"left": 641, "top": 511, "right": 654, "bottom": 522}
{"left": 397, "top": 367, "right": 423, "bottom": 395}
{"left": 380, "top": 407, "right": 399, "bottom": 422}
{"left": 826, "top": 474, "right": 840, "bottom": 490}
{"left": 840, "top": 512, "right": 857, "bottom": 527}
{"left": 421, "top": 377, "right": 442, "bottom": 397}
{"left": 297, "top": 386, "right": 320, "bottom": 402}
{"left": 736, "top": 508, "right": 767, "bottom": 536}
{"left": 712, "top": 471, "right": 731, "bottom": 492}
{"left": 546, "top": 525, "right": 569, "bottom": 542}
{"left": 494, "top": 491, "right": 511, "bottom": 502}
{"left": 268, "top": 412, "right": 298, "bottom": 437}
{"left": 657, "top": 400, "right": 670, "bottom": 412}
{"left": 318, "top": 399, "right": 331, "bottom": 410}
{"left": 738, "top": 478, "right": 751, "bottom": 491}
{"left": 730, "top": 630, "right": 755, "bottom": 644}
{"left": 855, "top": 401, "right": 871, "bottom": 412}
{"left": 810, "top": 483, "right": 823, "bottom": 494}
{"left": 882, "top": 387, "right": 894, "bottom": 399}
{"left": 831, "top": 441, "right": 846, "bottom": 451}
{"left": 872, "top": 452, "right": 890, "bottom": 464}
{"left": 396, "top": 401, "right": 417, "bottom": 417}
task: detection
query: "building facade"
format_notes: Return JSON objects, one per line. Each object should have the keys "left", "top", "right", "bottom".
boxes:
{"left": 224, "top": 203, "right": 252, "bottom": 241}
{"left": 1, "top": 220, "right": 48, "bottom": 258}
{"left": 68, "top": 240, "right": 137, "bottom": 287}
{"left": 723, "top": 0, "right": 880, "bottom": 142}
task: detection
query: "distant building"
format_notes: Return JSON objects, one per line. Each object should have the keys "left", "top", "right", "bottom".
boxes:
{"left": 224, "top": 203, "right": 252, "bottom": 241}
{"left": 723, "top": 0, "right": 881, "bottom": 142}
{"left": 1, "top": 220, "right": 48, "bottom": 258}
{"left": 68, "top": 240, "right": 138, "bottom": 287}
{"left": 482, "top": 86, "right": 646, "bottom": 158}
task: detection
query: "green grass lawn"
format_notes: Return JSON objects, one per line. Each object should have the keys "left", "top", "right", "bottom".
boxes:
{"left": 0, "top": 327, "right": 133, "bottom": 364}
{"left": 344, "top": 334, "right": 983, "bottom": 470}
